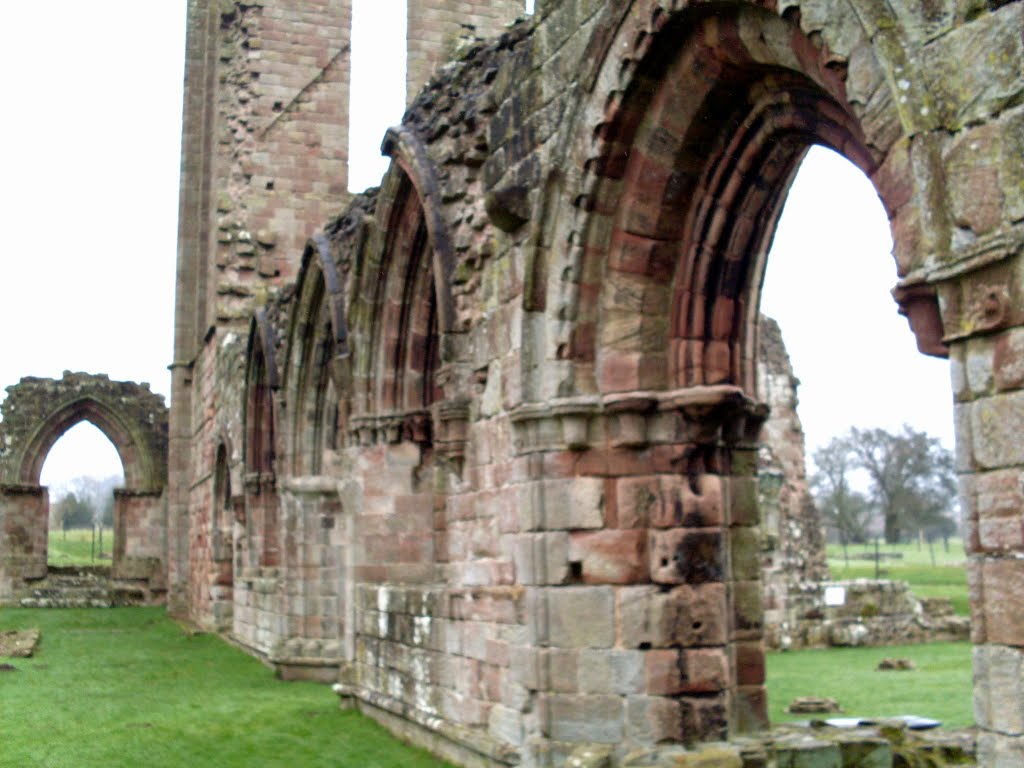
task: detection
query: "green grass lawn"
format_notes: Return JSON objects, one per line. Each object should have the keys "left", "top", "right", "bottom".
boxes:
{"left": 767, "top": 641, "right": 974, "bottom": 728}
{"left": 0, "top": 607, "right": 451, "bottom": 768}
{"left": 47, "top": 528, "right": 115, "bottom": 567}
{"left": 827, "top": 539, "right": 969, "bottom": 616}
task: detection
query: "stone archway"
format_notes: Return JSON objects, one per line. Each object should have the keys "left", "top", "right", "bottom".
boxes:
{"left": 0, "top": 372, "right": 168, "bottom": 602}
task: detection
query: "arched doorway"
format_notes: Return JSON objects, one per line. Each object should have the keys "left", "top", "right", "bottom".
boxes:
{"left": 516, "top": 3, "right": 960, "bottom": 750}
{"left": 41, "top": 422, "right": 124, "bottom": 569}
{"left": 0, "top": 373, "right": 168, "bottom": 603}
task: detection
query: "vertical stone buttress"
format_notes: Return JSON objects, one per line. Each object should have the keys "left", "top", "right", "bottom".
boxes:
{"left": 172, "top": 0, "right": 352, "bottom": 618}
{"left": 406, "top": 0, "right": 524, "bottom": 105}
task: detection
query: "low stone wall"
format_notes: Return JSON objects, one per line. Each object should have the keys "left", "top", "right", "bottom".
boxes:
{"left": 562, "top": 722, "right": 976, "bottom": 767}
{"left": 765, "top": 579, "right": 969, "bottom": 650}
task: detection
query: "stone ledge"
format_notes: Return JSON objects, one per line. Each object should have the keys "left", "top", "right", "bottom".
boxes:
{"left": 341, "top": 684, "right": 520, "bottom": 768}
{"left": 565, "top": 722, "right": 975, "bottom": 767}
{"left": 508, "top": 386, "right": 768, "bottom": 454}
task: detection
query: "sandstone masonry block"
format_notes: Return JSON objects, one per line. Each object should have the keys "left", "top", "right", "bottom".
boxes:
{"left": 545, "top": 586, "right": 615, "bottom": 648}
{"left": 974, "top": 643, "right": 1024, "bottom": 734}
{"left": 982, "top": 558, "right": 1024, "bottom": 647}
{"left": 568, "top": 529, "right": 648, "bottom": 584}
{"left": 546, "top": 694, "right": 625, "bottom": 744}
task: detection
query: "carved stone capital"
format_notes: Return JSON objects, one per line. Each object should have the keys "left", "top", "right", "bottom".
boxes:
{"left": 509, "top": 386, "right": 768, "bottom": 455}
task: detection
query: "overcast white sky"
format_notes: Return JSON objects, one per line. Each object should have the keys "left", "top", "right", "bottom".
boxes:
{"left": 2, "top": 1, "right": 952, "bottom": 492}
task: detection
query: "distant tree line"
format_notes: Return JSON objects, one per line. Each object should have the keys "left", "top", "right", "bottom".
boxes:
{"left": 49, "top": 475, "right": 120, "bottom": 531}
{"left": 810, "top": 425, "right": 958, "bottom": 546}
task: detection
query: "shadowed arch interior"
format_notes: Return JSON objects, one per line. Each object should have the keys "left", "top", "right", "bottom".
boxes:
{"left": 363, "top": 169, "right": 443, "bottom": 425}
{"left": 569, "top": 6, "right": 877, "bottom": 397}
{"left": 243, "top": 311, "right": 281, "bottom": 567}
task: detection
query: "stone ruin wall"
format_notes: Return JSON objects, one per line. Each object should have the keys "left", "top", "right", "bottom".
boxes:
{"left": 0, "top": 372, "right": 169, "bottom": 602}
{"left": 755, "top": 315, "right": 829, "bottom": 645}
{"left": 170, "top": 0, "right": 1024, "bottom": 765}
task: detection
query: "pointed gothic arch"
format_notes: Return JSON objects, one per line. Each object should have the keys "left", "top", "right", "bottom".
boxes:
{"left": 0, "top": 373, "right": 168, "bottom": 599}
{"left": 243, "top": 309, "right": 282, "bottom": 568}
{"left": 349, "top": 127, "right": 460, "bottom": 450}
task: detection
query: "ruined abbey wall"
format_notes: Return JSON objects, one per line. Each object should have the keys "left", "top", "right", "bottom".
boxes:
{"left": 170, "top": 0, "right": 1024, "bottom": 765}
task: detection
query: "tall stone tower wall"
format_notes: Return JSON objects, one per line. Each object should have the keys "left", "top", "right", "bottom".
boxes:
{"left": 406, "top": 0, "right": 525, "bottom": 104}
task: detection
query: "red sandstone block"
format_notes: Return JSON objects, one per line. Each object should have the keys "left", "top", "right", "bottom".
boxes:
{"left": 644, "top": 649, "right": 683, "bottom": 695}
{"left": 615, "top": 476, "right": 662, "bottom": 528}
{"left": 607, "top": 230, "right": 677, "bottom": 279}
{"left": 597, "top": 350, "right": 642, "bottom": 392}
{"left": 569, "top": 529, "right": 648, "bottom": 584}
{"left": 649, "top": 529, "right": 724, "bottom": 585}
{"left": 679, "top": 648, "right": 729, "bottom": 694}
{"left": 486, "top": 638, "right": 511, "bottom": 668}
{"left": 979, "top": 517, "right": 1024, "bottom": 551}
{"left": 734, "top": 685, "right": 769, "bottom": 733}
{"left": 982, "top": 558, "right": 1024, "bottom": 647}
{"left": 680, "top": 693, "right": 729, "bottom": 743}
{"left": 976, "top": 469, "right": 1024, "bottom": 519}
{"left": 734, "top": 640, "right": 766, "bottom": 685}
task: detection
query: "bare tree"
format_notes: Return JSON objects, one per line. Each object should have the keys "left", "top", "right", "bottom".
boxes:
{"left": 847, "top": 425, "right": 956, "bottom": 545}
{"left": 811, "top": 437, "right": 873, "bottom": 546}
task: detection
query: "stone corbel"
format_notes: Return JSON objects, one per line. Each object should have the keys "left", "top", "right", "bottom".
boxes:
{"left": 605, "top": 394, "right": 656, "bottom": 448}
{"left": 348, "top": 410, "right": 432, "bottom": 446}
{"left": 550, "top": 397, "right": 601, "bottom": 450}
{"left": 658, "top": 385, "right": 768, "bottom": 448}
{"left": 431, "top": 397, "right": 471, "bottom": 463}
{"left": 508, "top": 386, "right": 767, "bottom": 454}
{"left": 892, "top": 284, "right": 949, "bottom": 357}
{"left": 894, "top": 225, "right": 1024, "bottom": 350}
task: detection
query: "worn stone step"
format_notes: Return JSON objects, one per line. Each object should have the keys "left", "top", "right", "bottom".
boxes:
{"left": 16, "top": 568, "right": 148, "bottom": 609}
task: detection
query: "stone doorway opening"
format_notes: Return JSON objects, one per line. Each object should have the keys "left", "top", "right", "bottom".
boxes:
{"left": 0, "top": 373, "right": 168, "bottom": 605}
{"left": 756, "top": 145, "right": 970, "bottom": 723}
{"left": 41, "top": 421, "right": 125, "bottom": 571}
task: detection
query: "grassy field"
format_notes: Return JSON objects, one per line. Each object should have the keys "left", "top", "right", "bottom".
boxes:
{"left": 0, "top": 607, "right": 974, "bottom": 763}
{"left": 827, "top": 539, "right": 969, "bottom": 615}
{"left": 0, "top": 607, "right": 452, "bottom": 768}
{"left": 767, "top": 641, "right": 974, "bottom": 728}
{"left": 47, "top": 527, "right": 114, "bottom": 567}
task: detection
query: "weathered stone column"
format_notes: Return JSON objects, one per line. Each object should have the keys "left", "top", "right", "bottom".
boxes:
{"left": 879, "top": 11, "right": 1024, "bottom": 750}
{"left": 507, "top": 387, "right": 768, "bottom": 764}
{"left": 273, "top": 476, "right": 345, "bottom": 682}
{"left": 938, "top": 242, "right": 1024, "bottom": 764}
